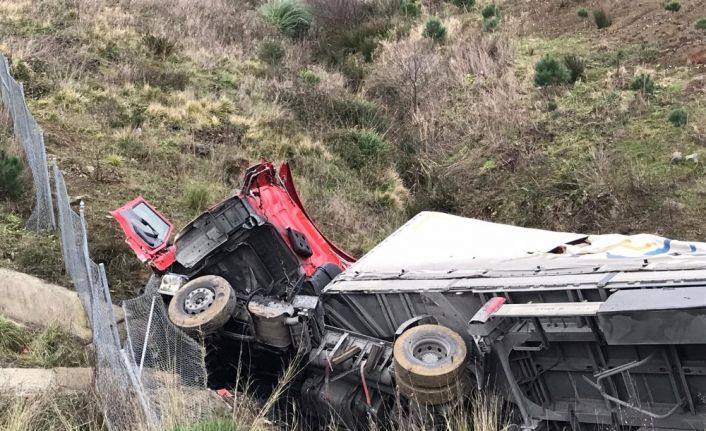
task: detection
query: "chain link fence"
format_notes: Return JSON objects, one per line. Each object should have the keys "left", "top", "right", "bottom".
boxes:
{"left": 53, "top": 161, "right": 212, "bottom": 430}
{"left": 0, "top": 54, "right": 55, "bottom": 231}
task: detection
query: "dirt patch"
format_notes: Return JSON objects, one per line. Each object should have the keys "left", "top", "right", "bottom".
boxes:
{"left": 510, "top": 0, "right": 706, "bottom": 65}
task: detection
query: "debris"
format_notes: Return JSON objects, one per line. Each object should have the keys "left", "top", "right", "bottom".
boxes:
{"left": 686, "top": 152, "right": 699, "bottom": 163}
{"left": 671, "top": 151, "right": 683, "bottom": 163}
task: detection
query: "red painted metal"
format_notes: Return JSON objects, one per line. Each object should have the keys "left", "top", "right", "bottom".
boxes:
{"left": 110, "top": 196, "right": 176, "bottom": 271}
{"left": 242, "top": 161, "right": 355, "bottom": 276}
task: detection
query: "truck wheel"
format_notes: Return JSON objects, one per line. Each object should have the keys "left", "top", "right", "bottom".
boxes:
{"left": 396, "top": 373, "right": 467, "bottom": 405}
{"left": 167, "top": 275, "right": 236, "bottom": 335}
{"left": 393, "top": 324, "right": 467, "bottom": 389}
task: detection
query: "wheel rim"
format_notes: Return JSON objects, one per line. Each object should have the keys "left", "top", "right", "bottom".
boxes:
{"left": 410, "top": 336, "right": 451, "bottom": 365}
{"left": 184, "top": 287, "right": 215, "bottom": 314}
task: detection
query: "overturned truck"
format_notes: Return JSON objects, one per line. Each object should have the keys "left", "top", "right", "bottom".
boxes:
{"left": 114, "top": 160, "right": 706, "bottom": 430}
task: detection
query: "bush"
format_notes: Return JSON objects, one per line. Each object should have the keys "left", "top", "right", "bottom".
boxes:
{"left": 593, "top": 9, "right": 611, "bottom": 29}
{"left": 481, "top": 3, "right": 499, "bottom": 18}
{"left": 258, "top": 0, "right": 312, "bottom": 39}
{"left": 423, "top": 16, "right": 447, "bottom": 42}
{"left": 333, "top": 97, "right": 386, "bottom": 131}
{"left": 0, "top": 150, "right": 25, "bottom": 200}
{"left": 326, "top": 129, "right": 390, "bottom": 170}
{"left": 452, "top": 0, "right": 475, "bottom": 9}
{"left": 664, "top": 1, "right": 681, "bottom": 12}
{"left": 668, "top": 108, "right": 688, "bottom": 126}
{"left": 563, "top": 54, "right": 585, "bottom": 83}
{"left": 184, "top": 183, "right": 211, "bottom": 211}
{"left": 534, "top": 56, "right": 571, "bottom": 87}
{"left": 400, "top": 0, "right": 421, "bottom": 17}
{"left": 257, "top": 39, "right": 285, "bottom": 66}
{"left": 630, "top": 74, "right": 655, "bottom": 95}
{"left": 546, "top": 100, "right": 558, "bottom": 112}
{"left": 483, "top": 17, "right": 499, "bottom": 32}
{"left": 142, "top": 34, "right": 177, "bottom": 59}
{"left": 577, "top": 8, "right": 589, "bottom": 18}
{"left": 299, "top": 69, "right": 321, "bottom": 84}
{"left": 696, "top": 18, "right": 706, "bottom": 30}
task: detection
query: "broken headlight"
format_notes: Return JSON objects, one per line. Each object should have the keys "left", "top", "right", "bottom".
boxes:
{"left": 158, "top": 273, "right": 189, "bottom": 296}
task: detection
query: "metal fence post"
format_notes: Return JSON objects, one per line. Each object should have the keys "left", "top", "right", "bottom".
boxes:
{"left": 139, "top": 295, "right": 157, "bottom": 378}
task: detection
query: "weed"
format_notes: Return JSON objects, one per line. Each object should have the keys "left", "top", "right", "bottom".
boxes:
{"left": 483, "top": 17, "right": 500, "bottom": 32}
{"left": 143, "top": 33, "right": 178, "bottom": 60}
{"left": 183, "top": 183, "right": 211, "bottom": 211}
{"left": 593, "top": 9, "right": 611, "bottom": 29}
{"left": 534, "top": 56, "right": 571, "bottom": 86}
{"left": 664, "top": 1, "right": 681, "bottom": 12}
{"left": 481, "top": 3, "right": 499, "bottom": 18}
{"left": 105, "top": 153, "right": 124, "bottom": 167}
{"left": 333, "top": 97, "right": 386, "bottom": 131}
{"left": 0, "top": 150, "right": 25, "bottom": 200}
{"left": 668, "top": 108, "right": 688, "bottom": 127}
{"left": 563, "top": 54, "right": 585, "bottom": 83}
{"left": 117, "top": 133, "right": 149, "bottom": 160}
{"left": 577, "top": 8, "right": 589, "bottom": 18}
{"left": 300, "top": 69, "right": 321, "bottom": 84}
{"left": 546, "top": 100, "right": 558, "bottom": 112}
{"left": 423, "top": 16, "right": 447, "bottom": 42}
{"left": 326, "top": 128, "right": 390, "bottom": 170}
{"left": 452, "top": 0, "right": 475, "bottom": 10}
{"left": 168, "top": 419, "right": 241, "bottom": 431}
{"left": 630, "top": 73, "right": 655, "bottom": 95}
{"left": 0, "top": 318, "right": 26, "bottom": 353}
{"left": 694, "top": 18, "right": 706, "bottom": 29}
{"left": 400, "top": 0, "right": 422, "bottom": 17}
{"left": 257, "top": 39, "right": 286, "bottom": 66}
{"left": 258, "top": 0, "right": 312, "bottom": 39}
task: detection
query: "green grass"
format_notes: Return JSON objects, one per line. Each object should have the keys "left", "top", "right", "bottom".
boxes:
{"left": 258, "top": 0, "right": 312, "bottom": 39}
{"left": 664, "top": 1, "right": 681, "bottom": 12}
{"left": 695, "top": 18, "right": 706, "bottom": 30}
{"left": 167, "top": 418, "right": 242, "bottom": 431}
{"left": 0, "top": 317, "right": 89, "bottom": 368}
{"left": 423, "top": 16, "right": 447, "bottom": 41}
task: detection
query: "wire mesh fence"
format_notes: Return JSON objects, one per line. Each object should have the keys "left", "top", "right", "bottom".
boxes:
{"left": 0, "top": 54, "right": 55, "bottom": 231}
{"left": 53, "top": 161, "right": 212, "bottom": 430}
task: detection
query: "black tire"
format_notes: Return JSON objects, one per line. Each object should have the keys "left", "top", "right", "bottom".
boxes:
{"left": 393, "top": 324, "right": 467, "bottom": 389}
{"left": 167, "top": 275, "right": 236, "bottom": 335}
{"left": 396, "top": 373, "right": 467, "bottom": 405}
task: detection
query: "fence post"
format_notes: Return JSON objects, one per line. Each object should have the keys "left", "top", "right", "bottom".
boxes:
{"left": 120, "top": 348, "right": 159, "bottom": 430}
{"left": 98, "top": 263, "right": 121, "bottom": 348}
{"left": 139, "top": 295, "right": 157, "bottom": 378}
{"left": 79, "top": 201, "right": 95, "bottom": 307}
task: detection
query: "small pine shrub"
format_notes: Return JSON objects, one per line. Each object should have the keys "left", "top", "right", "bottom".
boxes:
{"left": 299, "top": 69, "right": 321, "bottom": 84}
{"left": 664, "top": 1, "right": 681, "bottom": 12}
{"left": 258, "top": 0, "right": 312, "bottom": 39}
{"left": 257, "top": 39, "right": 285, "bottom": 66}
{"left": 184, "top": 183, "right": 211, "bottom": 211}
{"left": 452, "top": 0, "right": 475, "bottom": 9}
{"left": 483, "top": 17, "right": 499, "bottom": 32}
{"left": 326, "top": 129, "right": 390, "bottom": 170}
{"left": 694, "top": 18, "right": 706, "bottom": 29}
{"left": 630, "top": 74, "right": 655, "bottom": 95}
{"left": 546, "top": 100, "right": 558, "bottom": 112}
{"left": 423, "top": 16, "right": 447, "bottom": 42}
{"left": 0, "top": 150, "right": 25, "bottom": 200}
{"left": 481, "top": 3, "right": 499, "bottom": 18}
{"left": 534, "top": 56, "right": 571, "bottom": 87}
{"left": 563, "top": 54, "right": 585, "bottom": 83}
{"left": 593, "top": 9, "right": 611, "bottom": 29}
{"left": 400, "top": 0, "right": 422, "bottom": 17}
{"left": 668, "top": 108, "right": 688, "bottom": 127}
{"left": 577, "top": 8, "right": 589, "bottom": 18}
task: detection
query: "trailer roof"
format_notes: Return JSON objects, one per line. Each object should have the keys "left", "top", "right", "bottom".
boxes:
{"left": 325, "top": 212, "right": 706, "bottom": 293}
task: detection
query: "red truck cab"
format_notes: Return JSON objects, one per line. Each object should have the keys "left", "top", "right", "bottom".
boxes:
{"left": 112, "top": 161, "right": 354, "bottom": 297}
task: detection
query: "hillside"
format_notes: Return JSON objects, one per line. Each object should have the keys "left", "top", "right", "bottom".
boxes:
{"left": 1, "top": 1, "right": 706, "bottom": 430}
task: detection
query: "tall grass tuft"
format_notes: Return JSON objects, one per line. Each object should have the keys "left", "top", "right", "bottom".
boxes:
{"left": 258, "top": 0, "right": 312, "bottom": 39}
{"left": 184, "top": 183, "right": 211, "bottom": 212}
{"left": 664, "top": 1, "right": 681, "bottom": 12}
{"left": 563, "top": 54, "right": 585, "bottom": 83}
{"left": 423, "top": 16, "right": 447, "bottom": 42}
{"left": 0, "top": 149, "right": 25, "bottom": 200}
{"left": 593, "top": 9, "right": 611, "bottom": 29}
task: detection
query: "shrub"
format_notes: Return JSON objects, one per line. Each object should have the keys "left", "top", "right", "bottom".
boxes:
{"left": 299, "top": 69, "right": 321, "bottom": 84}
{"left": 483, "top": 17, "right": 499, "bottom": 32}
{"left": 257, "top": 39, "right": 285, "bottom": 66}
{"left": 664, "top": 1, "right": 681, "bottom": 12}
{"left": 258, "top": 0, "right": 312, "bottom": 39}
{"left": 0, "top": 150, "right": 25, "bottom": 200}
{"left": 184, "top": 183, "right": 211, "bottom": 211}
{"left": 546, "top": 100, "right": 558, "bottom": 112}
{"left": 630, "top": 74, "right": 655, "bottom": 95}
{"left": 694, "top": 18, "right": 706, "bottom": 29}
{"left": 534, "top": 56, "right": 571, "bottom": 87}
{"left": 563, "top": 54, "right": 585, "bottom": 83}
{"left": 452, "top": 0, "right": 475, "bottom": 9}
{"left": 481, "top": 3, "right": 499, "bottom": 18}
{"left": 593, "top": 9, "right": 611, "bottom": 29}
{"left": 423, "top": 16, "right": 447, "bottom": 42}
{"left": 333, "top": 97, "right": 386, "bottom": 131}
{"left": 326, "top": 129, "right": 390, "bottom": 170}
{"left": 577, "top": 8, "right": 589, "bottom": 18}
{"left": 142, "top": 34, "right": 177, "bottom": 59}
{"left": 400, "top": 0, "right": 421, "bottom": 17}
{"left": 104, "top": 153, "right": 124, "bottom": 167}
{"left": 668, "top": 108, "right": 688, "bottom": 126}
